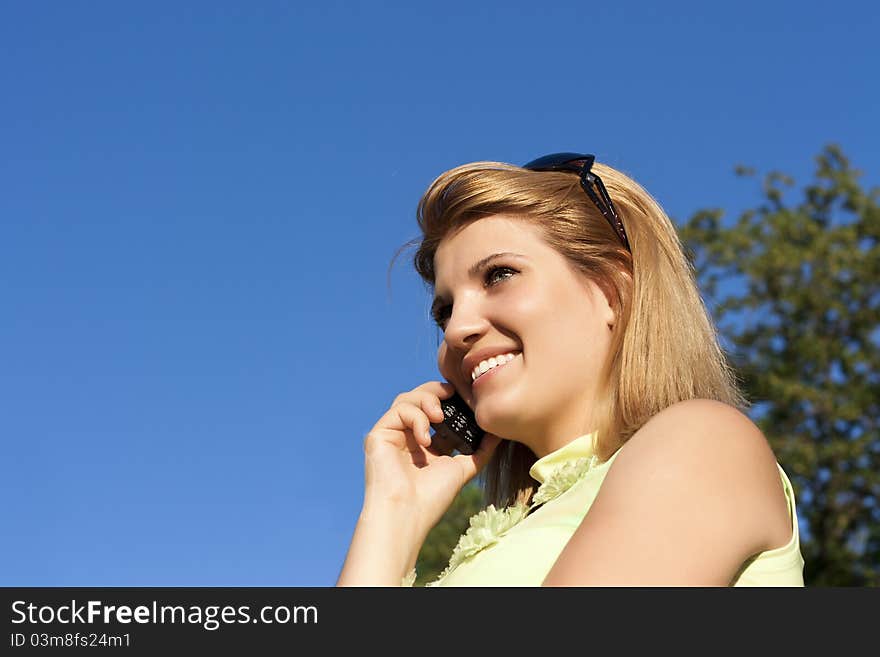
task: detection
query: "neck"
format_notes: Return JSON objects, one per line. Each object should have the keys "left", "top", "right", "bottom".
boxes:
{"left": 514, "top": 416, "right": 596, "bottom": 459}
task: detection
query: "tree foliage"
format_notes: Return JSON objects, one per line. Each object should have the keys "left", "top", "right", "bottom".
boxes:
{"left": 413, "top": 484, "right": 483, "bottom": 586}
{"left": 678, "top": 144, "right": 880, "bottom": 585}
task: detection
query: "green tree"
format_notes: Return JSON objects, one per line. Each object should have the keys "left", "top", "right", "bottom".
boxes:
{"left": 679, "top": 144, "right": 880, "bottom": 585}
{"left": 414, "top": 483, "right": 483, "bottom": 586}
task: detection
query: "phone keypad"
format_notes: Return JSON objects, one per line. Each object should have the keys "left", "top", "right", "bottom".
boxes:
{"left": 429, "top": 393, "right": 484, "bottom": 455}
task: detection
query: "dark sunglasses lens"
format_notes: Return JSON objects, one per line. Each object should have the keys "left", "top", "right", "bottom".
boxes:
{"left": 523, "top": 152, "right": 594, "bottom": 171}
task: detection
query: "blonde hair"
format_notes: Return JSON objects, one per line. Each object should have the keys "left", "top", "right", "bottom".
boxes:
{"left": 393, "top": 159, "right": 749, "bottom": 509}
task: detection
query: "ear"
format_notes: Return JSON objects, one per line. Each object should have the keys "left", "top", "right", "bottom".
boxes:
{"left": 598, "top": 270, "right": 630, "bottom": 331}
{"left": 606, "top": 307, "right": 616, "bottom": 331}
{"left": 577, "top": 272, "right": 618, "bottom": 330}
{"left": 596, "top": 282, "right": 617, "bottom": 330}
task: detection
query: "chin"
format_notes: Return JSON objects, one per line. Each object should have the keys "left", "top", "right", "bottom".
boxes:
{"left": 473, "top": 391, "right": 523, "bottom": 437}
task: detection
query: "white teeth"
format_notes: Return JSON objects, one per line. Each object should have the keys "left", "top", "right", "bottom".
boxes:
{"left": 471, "top": 352, "right": 518, "bottom": 381}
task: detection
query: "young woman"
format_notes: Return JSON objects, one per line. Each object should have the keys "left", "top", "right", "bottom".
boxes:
{"left": 337, "top": 153, "right": 805, "bottom": 586}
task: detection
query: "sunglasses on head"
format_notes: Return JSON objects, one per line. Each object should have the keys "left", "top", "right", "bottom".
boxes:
{"left": 522, "top": 152, "right": 631, "bottom": 252}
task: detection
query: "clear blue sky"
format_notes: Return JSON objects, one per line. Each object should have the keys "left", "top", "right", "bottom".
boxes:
{"left": 2, "top": 1, "right": 877, "bottom": 585}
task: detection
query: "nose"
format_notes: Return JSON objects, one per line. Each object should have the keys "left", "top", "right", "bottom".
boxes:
{"left": 441, "top": 296, "right": 488, "bottom": 352}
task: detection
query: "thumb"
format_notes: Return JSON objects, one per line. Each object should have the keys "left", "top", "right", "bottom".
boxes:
{"left": 455, "top": 432, "right": 503, "bottom": 481}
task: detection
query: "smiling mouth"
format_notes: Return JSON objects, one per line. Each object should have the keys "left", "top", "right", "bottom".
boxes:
{"left": 471, "top": 352, "right": 519, "bottom": 386}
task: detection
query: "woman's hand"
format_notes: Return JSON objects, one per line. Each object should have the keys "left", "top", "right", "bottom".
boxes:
{"left": 338, "top": 381, "right": 501, "bottom": 586}
{"left": 361, "top": 381, "right": 502, "bottom": 541}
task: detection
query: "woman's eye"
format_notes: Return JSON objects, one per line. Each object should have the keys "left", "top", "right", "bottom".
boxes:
{"left": 485, "top": 265, "right": 515, "bottom": 285}
{"left": 432, "top": 305, "right": 451, "bottom": 328}
{"left": 431, "top": 266, "right": 517, "bottom": 329}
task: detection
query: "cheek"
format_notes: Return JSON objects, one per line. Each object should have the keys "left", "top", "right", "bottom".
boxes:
{"left": 513, "top": 288, "right": 592, "bottom": 361}
{"left": 506, "top": 299, "right": 558, "bottom": 375}
{"left": 436, "top": 342, "right": 455, "bottom": 381}
{"left": 506, "top": 288, "right": 552, "bottom": 337}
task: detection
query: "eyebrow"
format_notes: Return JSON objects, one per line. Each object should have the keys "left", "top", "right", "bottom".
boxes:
{"left": 431, "top": 252, "right": 526, "bottom": 314}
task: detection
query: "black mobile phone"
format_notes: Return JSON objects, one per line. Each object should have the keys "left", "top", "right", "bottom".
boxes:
{"left": 429, "top": 391, "right": 485, "bottom": 456}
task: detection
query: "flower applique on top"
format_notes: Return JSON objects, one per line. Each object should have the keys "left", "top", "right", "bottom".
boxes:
{"left": 401, "top": 431, "right": 603, "bottom": 587}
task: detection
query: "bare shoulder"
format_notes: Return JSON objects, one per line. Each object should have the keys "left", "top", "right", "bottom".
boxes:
{"left": 627, "top": 398, "right": 770, "bottom": 459}
{"left": 542, "top": 398, "right": 792, "bottom": 586}
{"left": 610, "top": 399, "right": 792, "bottom": 553}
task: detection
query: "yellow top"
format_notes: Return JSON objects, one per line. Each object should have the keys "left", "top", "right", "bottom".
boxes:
{"left": 420, "top": 431, "right": 804, "bottom": 587}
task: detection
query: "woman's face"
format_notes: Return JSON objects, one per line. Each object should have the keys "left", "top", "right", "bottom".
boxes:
{"left": 433, "top": 215, "right": 617, "bottom": 457}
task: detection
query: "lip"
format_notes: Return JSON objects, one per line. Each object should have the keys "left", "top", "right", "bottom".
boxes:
{"left": 462, "top": 347, "right": 522, "bottom": 384}
{"left": 472, "top": 353, "right": 519, "bottom": 390}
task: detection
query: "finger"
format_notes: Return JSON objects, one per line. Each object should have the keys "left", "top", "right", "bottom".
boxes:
{"left": 453, "top": 432, "right": 504, "bottom": 480}
{"left": 420, "top": 395, "right": 445, "bottom": 426}
{"left": 473, "top": 432, "right": 503, "bottom": 465}
{"left": 394, "top": 384, "right": 456, "bottom": 426}
{"left": 392, "top": 401, "right": 434, "bottom": 449}
{"left": 373, "top": 397, "right": 432, "bottom": 443}
{"left": 398, "top": 381, "right": 459, "bottom": 412}
{"left": 412, "top": 380, "right": 457, "bottom": 397}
